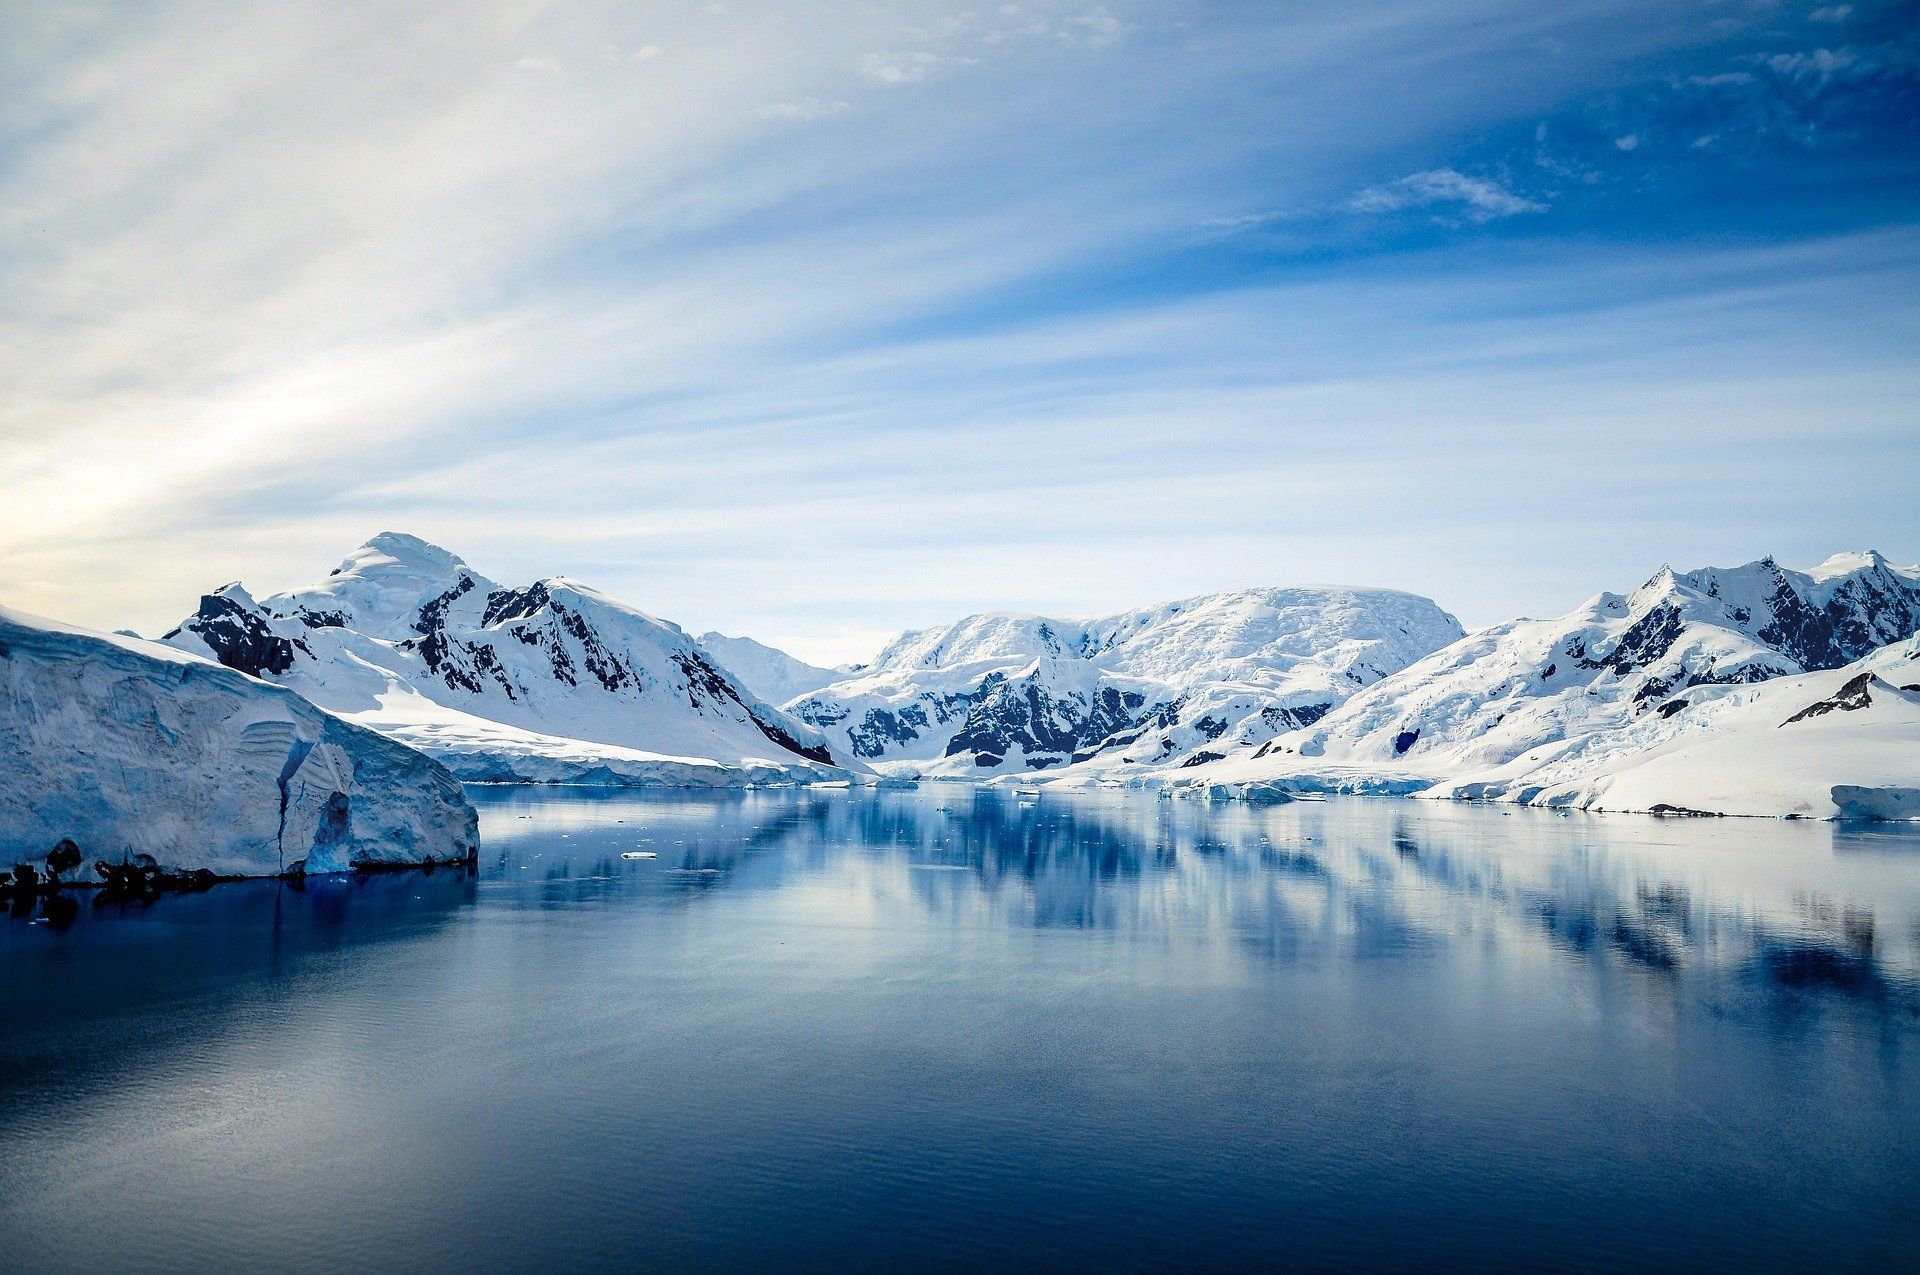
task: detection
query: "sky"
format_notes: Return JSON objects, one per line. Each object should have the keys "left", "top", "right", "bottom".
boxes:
{"left": 2, "top": 0, "right": 1916, "bottom": 665}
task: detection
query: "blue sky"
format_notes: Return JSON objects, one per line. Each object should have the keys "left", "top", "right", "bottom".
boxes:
{"left": 2, "top": 0, "right": 1916, "bottom": 662}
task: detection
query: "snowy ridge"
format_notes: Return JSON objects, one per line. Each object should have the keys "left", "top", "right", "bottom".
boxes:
{"left": 1176, "top": 552, "right": 1920, "bottom": 817}
{"left": 163, "top": 533, "right": 863, "bottom": 787}
{"left": 693, "top": 631, "right": 844, "bottom": 705}
{"left": 0, "top": 603, "right": 476, "bottom": 877}
{"left": 786, "top": 586, "right": 1465, "bottom": 776}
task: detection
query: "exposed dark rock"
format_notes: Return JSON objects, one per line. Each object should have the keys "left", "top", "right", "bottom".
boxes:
{"left": 943, "top": 677, "right": 1145, "bottom": 766}
{"left": 1580, "top": 603, "right": 1685, "bottom": 677}
{"left": 168, "top": 590, "right": 308, "bottom": 678}
{"left": 482, "top": 582, "right": 553, "bottom": 627}
{"left": 668, "top": 648, "right": 836, "bottom": 765}
{"left": 45, "top": 838, "right": 83, "bottom": 882}
{"left": 1192, "top": 715, "right": 1230, "bottom": 741}
{"left": 414, "top": 574, "right": 476, "bottom": 635}
{"left": 1782, "top": 672, "right": 1877, "bottom": 726}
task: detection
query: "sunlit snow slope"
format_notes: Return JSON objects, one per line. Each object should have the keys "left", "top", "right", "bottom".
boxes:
{"left": 163, "top": 534, "right": 861, "bottom": 787}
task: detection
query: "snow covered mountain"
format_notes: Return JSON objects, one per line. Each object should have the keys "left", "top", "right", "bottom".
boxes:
{"left": 1, "top": 603, "right": 476, "bottom": 877}
{"left": 1187, "top": 551, "right": 1920, "bottom": 805}
{"left": 786, "top": 586, "right": 1465, "bottom": 777}
{"left": 162, "top": 534, "right": 861, "bottom": 787}
{"left": 693, "top": 631, "right": 844, "bottom": 705}
{"left": 1437, "top": 634, "right": 1920, "bottom": 819}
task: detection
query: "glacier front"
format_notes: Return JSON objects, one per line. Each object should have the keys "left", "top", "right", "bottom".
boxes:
{"left": 1, "top": 603, "right": 477, "bottom": 878}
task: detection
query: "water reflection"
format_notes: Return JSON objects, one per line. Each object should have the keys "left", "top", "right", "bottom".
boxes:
{"left": 11, "top": 789, "right": 1917, "bottom": 1014}
{"left": 458, "top": 787, "right": 1920, "bottom": 1012}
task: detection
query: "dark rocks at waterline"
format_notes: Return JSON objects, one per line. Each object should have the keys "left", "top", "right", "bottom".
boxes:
{"left": 345, "top": 848, "right": 478, "bottom": 877}
{"left": 45, "top": 838, "right": 84, "bottom": 881}
{"left": 1, "top": 841, "right": 481, "bottom": 913}
{"left": 93, "top": 855, "right": 230, "bottom": 898}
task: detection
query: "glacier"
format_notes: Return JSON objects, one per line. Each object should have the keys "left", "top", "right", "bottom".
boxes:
{"left": 1, "top": 603, "right": 477, "bottom": 878}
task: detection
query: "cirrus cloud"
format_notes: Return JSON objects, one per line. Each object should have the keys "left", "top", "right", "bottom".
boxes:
{"left": 1350, "top": 169, "right": 1547, "bottom": 222}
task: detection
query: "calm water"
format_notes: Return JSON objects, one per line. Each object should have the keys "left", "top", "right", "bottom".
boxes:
{"left": 1, "top": 789, "right": 1916, "bottom": 1271}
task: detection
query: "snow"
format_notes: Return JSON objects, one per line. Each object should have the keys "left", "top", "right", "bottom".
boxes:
{"left": 1171, "top": 553, "right": 1920, "bottom": 819}
{"left": 162, "top": 535, "right": 864, "bottom": 788}
{"left": 0, "top": 603, "right": 476, "bottom": 877}
{"left": 1448, "top": 636, "right": 1920, "bottom": 818}
{"left": 786, "top": 586, "right": 1464, "bottom": 777}
{"left": 693, "top": 631, "right": 843, "bottom": 704}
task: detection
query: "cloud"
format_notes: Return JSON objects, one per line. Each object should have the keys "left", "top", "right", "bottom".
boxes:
{"left": 594, "top": 43, "right": 662, "bottom": 63}
{"left": 1350, "top": 169, "right": 1547, "bottom": 222}
{"left": 859, "top": 50, "right": 975, "bottom": 84}
{"left": 1759, "top": 46, "right": 1859, "bottom": 84}
{"left": 1809, "top": 5, "right": 1852, "bottom": 22}
{"left": 1060, "top": 7, "right": 1130, "bottom": 48}
{"left": 758, "top": 97, "right": 849, "bottom": 122}
{"left": 1193, "top": 209, "right": 1291, "bottom": 237}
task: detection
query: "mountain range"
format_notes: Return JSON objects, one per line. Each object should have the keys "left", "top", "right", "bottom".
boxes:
{"left": 157, "top": 537, "right": 1920, "bottom": 812}
{"left": 786, "top": 587, "right": 1467, "bottom": 776}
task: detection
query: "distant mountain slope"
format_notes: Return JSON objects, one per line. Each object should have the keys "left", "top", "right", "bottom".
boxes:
{"left": 1, "top": 603, "right": 475, "bottom": 877}
{"left": 693, "top": 631, "right": 843, "bottom": 705}
{"left": 1435, "top": 634, "right": 1920, "bottom": 819}
{"left": 162, "top": 533, "right": 860, "bottom": 786}
{"left": 787, "top": 586, "right": 1464, "bottom": 776}
{"left": 1185, "top": 552, "right": 1920, "bottom": 806}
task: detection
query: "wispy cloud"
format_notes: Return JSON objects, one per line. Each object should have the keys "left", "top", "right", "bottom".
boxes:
{"left": 758, "top": 97, "right": 849, "bottom": 122}
{"left": 1350, "top": 169, "right": 1547, "bottom": 222}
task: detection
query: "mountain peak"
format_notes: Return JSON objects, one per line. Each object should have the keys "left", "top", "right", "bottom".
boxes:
{"left": 212, "top": 580, "right": 261, "bottom": 609}
{"left": 1809, "top": 549, "right": 1892, "bottom": 580}
{"left": 341, "top": 532, "right": 469, "bottom": 579}
{"left": 1629, "top": 565, "right": 1680, "bottom": 605}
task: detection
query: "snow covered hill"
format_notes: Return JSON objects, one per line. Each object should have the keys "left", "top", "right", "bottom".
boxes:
{"left": 786, "top": 586, "right": 1465, "bottom": 777}
{"left": 1, "top": 603, "right": 476, "bottom": 877}
{"left": 162, "top": 534, "right": 861, "bottom": 787}
{"left": 1181, "top": 552, "right": 1920, "bottom": 814}
{"left": 693, "top": 631, "right": 844, "bottom": 705}
{"left": 1436, "top": 635, "right": 1920, "bottom": 819}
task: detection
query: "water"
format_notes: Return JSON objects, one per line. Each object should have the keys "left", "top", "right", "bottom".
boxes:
{"left": 2, "top": 788, "right": 1916, "bottom": 1271}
